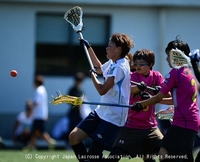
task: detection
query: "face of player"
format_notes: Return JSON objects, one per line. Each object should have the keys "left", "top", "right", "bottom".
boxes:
{"left": 134, "top": 59, "right": 151, "bottom": 75}
{"left": 106, "top": 41, "right": 121, "bottom": 61}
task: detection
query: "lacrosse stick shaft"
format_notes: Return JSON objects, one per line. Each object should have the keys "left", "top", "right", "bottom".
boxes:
{"left": 82, "top": 101, "right": 131, "bottom": 108}
{"left": 78, "top": 32, "right": 94, "bottom": 69}
{"left": 131, "top": 81, "right": 155, "bottom": 91}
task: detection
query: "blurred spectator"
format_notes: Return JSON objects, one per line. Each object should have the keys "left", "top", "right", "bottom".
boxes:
{"left": 67, "top": 72, "right": 87, "bottom": 134}
{"left": 25, "top": 75, "right": 56, "bottom": 150}
{"left": 51, "top": 97, "right": 91, "bottom": 143}
{"left": 12, "top": 100, "right": 34, "bottom": 146}
{"left": 52, "top": 72, "right": 92, "bottom": 146}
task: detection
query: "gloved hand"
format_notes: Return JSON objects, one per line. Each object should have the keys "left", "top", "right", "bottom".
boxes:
{"left": 79, "top": 38, "right": 91, "bottom": 49}
{"left": 131, "top": 102, "right": 143, "bottom": 112}
{"left": 137, "top": 81, "right": 147, "bottom": 91}
{"left": 189, "top": 49, "right": 200, "bottom": 62}
{"left": 153, "top": 86, "right": 161, "bottom": 95}
{"left": 89, "top": 68, "right": 97, "bottom": 78}
{"left": 140, "top": 92, "right": 151, "bottom": 100}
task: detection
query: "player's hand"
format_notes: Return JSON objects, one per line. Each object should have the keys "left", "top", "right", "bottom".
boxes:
{"left": 140, "top": 92, "right": 151, "bottom": 100}
{"left": 153, "top": 86, "right": 161, "bottom": 95}
{"left": 89, "top": 68, "right": 97, "bottom": 78}
{"left": 79, "top": 38, "right": 91, "bottom": 49}
{"left": 189, "top": 49, "right": 200, "bottom": 62}
{"left": 131, "top": 102, "right": 143, "bottom": 112}
{"left": 137, "top": 81, "right": 147, "bottom": 91}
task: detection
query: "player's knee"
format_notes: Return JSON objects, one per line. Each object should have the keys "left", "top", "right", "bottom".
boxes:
{"left": 69, "top": 128, "right": 85, "bottom": 145}
{"left": 158, "top": 147, "right": 169, "bottom": 161}
{"left": 68, "top": 131, "right": 78, "bottom": 144}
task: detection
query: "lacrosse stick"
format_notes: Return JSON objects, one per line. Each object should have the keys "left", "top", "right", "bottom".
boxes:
{"left": 131, "top": 81, "right": 156, "bottom": 91}
{"left": 169, "top": 48, "right": 192, "bottom": 69}
{"left": 51, "top": 92, "right": 174, "bottom": 122}
{"left": 63, "top": 6, "right": 94, "bottom": 70}
{"left": 155, "top": 106, "right": 174, "bottom": 123}
{"left": 51, "top": 93, "right": 132, "bottom": 108}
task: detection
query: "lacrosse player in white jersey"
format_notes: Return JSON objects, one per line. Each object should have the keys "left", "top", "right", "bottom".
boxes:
{"left": 68, "top": 33, "right": 135, "bottom": 162}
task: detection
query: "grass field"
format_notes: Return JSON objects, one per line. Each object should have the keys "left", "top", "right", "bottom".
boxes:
{"left": 0, "top": 150, "right": 153, "bottom": 162}
{"left": 0, "top": 149, "right": 198, "bottom": 162}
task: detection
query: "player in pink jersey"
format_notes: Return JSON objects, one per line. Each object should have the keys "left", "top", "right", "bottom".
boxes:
{"left": 132, "top": 39, "right": 199, "bottom": 162}
{"left": 106, "top": 49, "right": 166, "bottom": 162}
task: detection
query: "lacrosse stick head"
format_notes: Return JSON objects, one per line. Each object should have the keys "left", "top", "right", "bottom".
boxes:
{"left": 51, "top": 93, "right": 83, "bottom": 106}
{"left": 64, "top": 6, "right": 83, "bottom": 32}
{"left": 169, "top": 48, "right": 191, "bottom": 69}
{"left": 156, "top": 106, "right": 174, "bottom": 123}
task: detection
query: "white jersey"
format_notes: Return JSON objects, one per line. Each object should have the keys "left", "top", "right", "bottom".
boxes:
{"left": 95, "top": 58, "right": 130, "bottom": 126}
{"left": 14, "top": 111, "right": 33, "bottom": 136}
{"left": 33, "top": 85, "right": 48, "bottom": 120}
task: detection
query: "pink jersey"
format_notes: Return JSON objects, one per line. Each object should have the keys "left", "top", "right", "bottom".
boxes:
{"left": 125, "top": 70, "right": 165, "bottom": 129}
{"left": 160, "top": 67, "right": 199, "bottom": 132}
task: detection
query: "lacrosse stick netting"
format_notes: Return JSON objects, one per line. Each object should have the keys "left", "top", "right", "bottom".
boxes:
{"left": 51, "top": 94, "right": 83, "bottom": 106}
{"left": 63, "top": 6, "right": 83, "bottom": 32}
{"left": 63, "top": 6, "right": 94, "bottom": 70}
{"left": 169, "top": 48, "right": 191, "bottom": 69}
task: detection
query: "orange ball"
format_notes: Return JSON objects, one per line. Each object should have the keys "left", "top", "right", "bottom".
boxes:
{"left": 10, "top": 70, "right": 18, "bottom": 77}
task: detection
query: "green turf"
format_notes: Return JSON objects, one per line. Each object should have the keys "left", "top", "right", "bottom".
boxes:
{"left": 0, "top": 150, "right": 150, "bottom": 162}
{"left": 0, "top": 149, "right": 198, "bottom": 162}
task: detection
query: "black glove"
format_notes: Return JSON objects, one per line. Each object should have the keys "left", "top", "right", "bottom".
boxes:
{"left": 153, "top": 86, "right": 161, "bottom": 95}
{"left": 137, "top": 81, "right": 147, "bottom": 91}
{"left": 89, "top": 68, "right": 97, "bottom": 78}
{"left": 131, "top": 102, "right": 143, "bottom": 112}
{"left": 140, "top": 92, "right": 151, "bottom": 100}
{"left": 79, "top": 38, "right": 91, "bottom": 49}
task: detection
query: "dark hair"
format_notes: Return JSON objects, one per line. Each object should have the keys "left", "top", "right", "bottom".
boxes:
{"left": 133, "top": 49, "right": 155, "bottom": 70}
{"left": 34, "top": 75, "right": 44, "bottom": 86}
{"left": 110, "top": 33, "right": 135, "bottom": 58}
{"left": 125, "top": 52, "right": 135, "bottom": 72}
{"left": 165, "top": 36, "right": 190, "bottom": 56}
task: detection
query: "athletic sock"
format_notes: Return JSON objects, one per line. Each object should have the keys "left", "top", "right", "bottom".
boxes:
{"left": 88, "top": 140, "right": 104, "bottom": 161}
{"left": 195, "top": 150, "right": 200, "bottom": 162}
{"left": 71, "top": 142, "right": 88, "bottom": 162}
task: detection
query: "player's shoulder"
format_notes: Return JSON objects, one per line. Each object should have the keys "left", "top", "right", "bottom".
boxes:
{"left": 150, "top": 70, "right": 163, "bottom": 77}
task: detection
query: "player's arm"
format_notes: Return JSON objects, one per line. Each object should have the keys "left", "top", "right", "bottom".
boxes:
{"left": 80, "top": 39, "right": 102, "bottom": 74}
{"left": 87, "top": 47, "right": 103, "bottom": 74}
{"left": 90, "top": 73, "right": 114, "bottom": 95}
{"left": 131, "top": 91, "right": 173, "bottom": 112}
{"left": 159, "top": 96, "right": 174, "bottom": 105}
{"left": 140, "top": 92, "right": 165, "bottom": 106}
{"left": 130, "top": 85, "right": 140, "bottom": 94}
{"left": 130, "top": 81, "right": 147, "bottom": 94}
